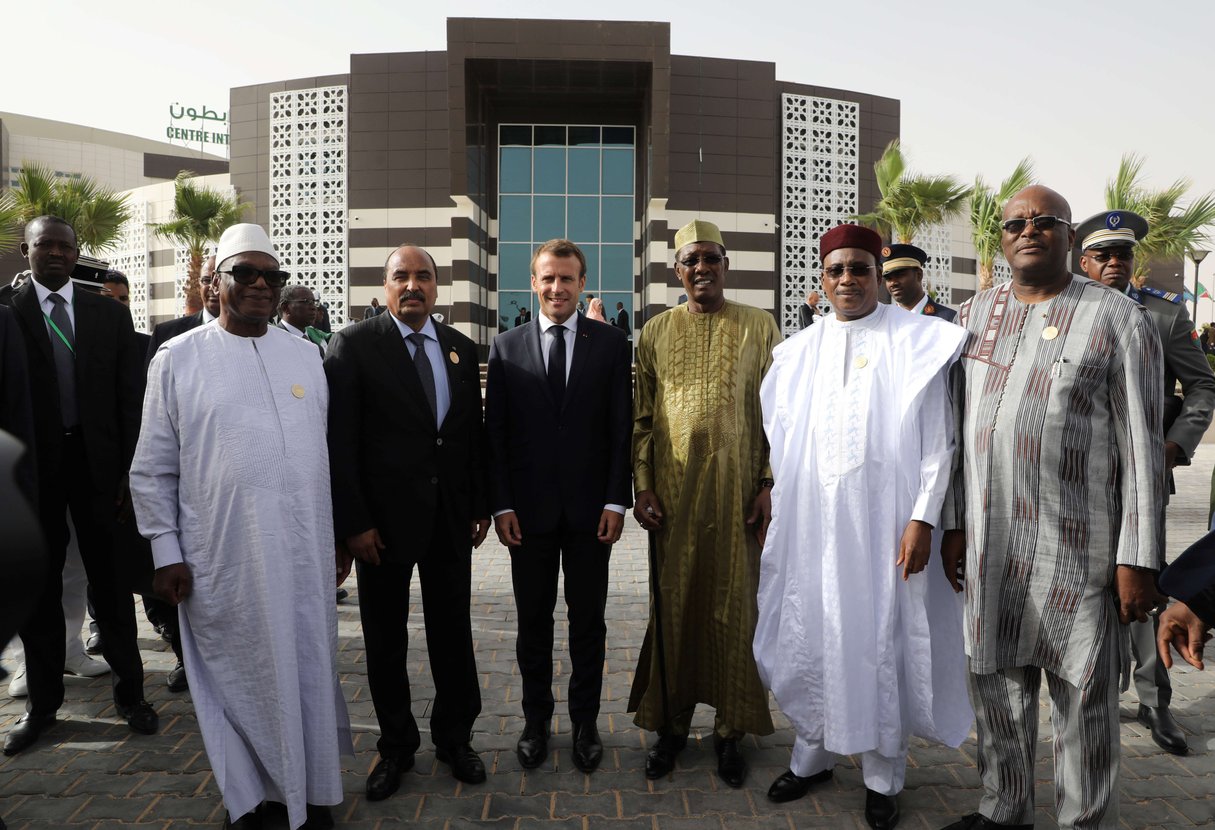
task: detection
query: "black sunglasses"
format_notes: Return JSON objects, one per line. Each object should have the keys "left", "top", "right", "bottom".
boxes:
{"left": 218, "top": 265, "right": 290, "bottom": 288}
{"left": 678, "top": 254, "right": 725, "bottom": 268}
{"left": 1087, "top": 249, "right": 1134, "bottom": 263}
{"left": 1001, "top": 215, "right": 1070, "bottom": 234}
{"left": 823, "top": 263, "right": 877, "bottom": 278}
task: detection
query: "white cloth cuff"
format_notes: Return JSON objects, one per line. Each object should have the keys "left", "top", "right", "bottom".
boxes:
{"left": 151, "top": 533, "right": 184, "bottom": 569}
{"left": 605, "top": 504, "right": 626, "bottom": 515}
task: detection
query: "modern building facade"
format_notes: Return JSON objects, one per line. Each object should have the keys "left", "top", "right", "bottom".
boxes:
{"left": 225, "top": 17, "right": 903, "bottom": 349}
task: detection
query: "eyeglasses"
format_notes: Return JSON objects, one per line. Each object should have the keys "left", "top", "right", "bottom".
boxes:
{"left": 1087, "top": 249, "right": 1134, "bottom": 263}
{"left": 1001, "top": 215, "right": 1071, "bottom": 234}
{"left": 678, "top": 254, "right": 725, "bottom": 268}
{"left": 287, "top": 298, "right": 317, "bottom": 306}
{"left": 218, "top": 265, "right": 290, "bottom": 288}
{"left": 822, "top": 263, "right": 877, "bottom": 278}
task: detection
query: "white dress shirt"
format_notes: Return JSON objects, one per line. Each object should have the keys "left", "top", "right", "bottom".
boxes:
{"left": 32, "top": 276, "right": 76, "bottom": 333}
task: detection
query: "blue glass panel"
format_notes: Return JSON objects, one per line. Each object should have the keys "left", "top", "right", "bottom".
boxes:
{"left": 535, "top": 125, "right": 566, "bottom": 146}
{"left": 569, "top": 126, "right": 600, "bottom": 146}
{"left": 602, "top": 126, "right": 634, "bottom": 145}
{"left": 567, "top": 196, "right": 600, "bottom": 243}
{"left": 500, "top": 125, "right": 532, "bottom": 146}
{"left": 534, "top": 148, "right": 566, "bottom": 193}
{"left": 534, "top": 196, "right": 565, "bottom": 240}
{"left": 602, "top": 149, "right": 634, "bottom": 195}
{"left": 498, "top": 291, "right": 534, "bottom": 333}
{"left": 499, "top": 147, "right": 531, "bottom": 194}
{"left": 498, "top": 244, "right": 534, "bottom": 292}
{"left": 601, "top": 197, "right": 633, "bottom": 242}
{"left": 568, "top": 148, "right": 600, "bottom": 194}
{"left": 600, "top": 292, "right": 632, "bottom": 331}
{"left": 499, "top": 196, "right": 531, "bottom": 241}
{"left": 579, "top": 244, "right": 600, "bottom": 286}
{"left": 601, "top": 245, "right": 634, "bottom": 292}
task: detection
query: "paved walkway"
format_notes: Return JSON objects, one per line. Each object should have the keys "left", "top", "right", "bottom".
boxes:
{"left": 4, "top": 460, "right": 1215, "bottom": 829}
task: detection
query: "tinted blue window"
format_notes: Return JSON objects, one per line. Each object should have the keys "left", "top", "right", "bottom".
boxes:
{"left": 499, "top": 196, "right": 531, "bottom": 241}
{"left": 568, "top": 148, "right": 600, "bottom": 194}
{"left": 601, "top": 292, "right": 632, "bottom": 329}
{"left": 603, "top": 126, "right": 633, "bottom": 145}
{"left": 498, "top": 245, "right": 534, "bottom": 292}
{"left": 568, "top": 126, "right": 600, "bottom": 145}
{"left": 499, "top": 148, "right": 531, "bottom": 194}
{"left": 533, "top": 148, "right": 566, "bottom": 193}
{"left": 601, "top": 245, "right": 634, "bottom": 292}
{"left": 534, "top": 196, "right": 565, "bottom": 240}
{"left": 498, "top": 291, "right": 534, "bottom": 332}
{"left": 579, "top": 244, "right": 600, "bottom": 283}
{"left": 567, "top": 197, "right": 600, "bottom": 243}
{"left": 535, "top": 125, "right": 565, "bottom": 146}
{"left": 500, "top": 125, "right": 532, "bottom": 146}
{"left": 602, "top": 149, "right": 633, "bottom": 195}
{"left": 601, "top": 197, "right": 633, "bottom": 242}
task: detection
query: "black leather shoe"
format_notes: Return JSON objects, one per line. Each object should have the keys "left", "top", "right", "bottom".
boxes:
{"left": 643, "top": 733, "right": 686, "bottom": 779}
{"left": 714, "top": 736, "right": 747, "bottom": 788}
{"left": 86, "top": 632, "right": 103, "bottom": 655}
{"left": 516, "top": 720, "right": 549, "bottom": 769}
{"left": 117, "top": 700, "right": 159, "bottom": 735}
{"left": 2, "top": 713, "right": 56, "bottom": 756}
{"left": 571, "top": 721, "right": 603, "bottom": 773}
{"left": 167, "top": 661, "right": 189, "bottom": 693}
{"left": 335, "top": 588, "right": 348, "bottom": 603}
{"left": 766, "top": 768, "right": 833, "bottom": 802}
{"left": 939, "top": 814, "right": 1032, "bottom": 830}
{"left": 436, "top": 742, "right": 486, "bottom": 784}
{"left": 865, "top": 788, "right": 899, "bottom": 829}
{"left": 302, "top": 804, "right": 334, "bottom": 829}
{"left": 366, "top": 755, "right": 413, "bottom": 801}
{"left": 1137, "top": 703, "right": 1188, "bottom": 755}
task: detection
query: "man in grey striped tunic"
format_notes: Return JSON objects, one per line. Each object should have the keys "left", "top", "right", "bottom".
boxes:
{"left": 938, "top": 186, "right": 1166, "bottom": 830}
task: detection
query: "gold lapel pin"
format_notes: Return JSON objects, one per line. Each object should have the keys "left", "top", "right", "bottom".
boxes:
{"left": 291, "top": 384, "right": 305, "bottom": 399}
{"left": 1042, "top": 326, "right": 1060, "bottom": 341}
{"left": 449, "top": 350, "right": 460, "bottom": 365}
{"left": 854, "top": 356, "right": 868, "bottom": 369}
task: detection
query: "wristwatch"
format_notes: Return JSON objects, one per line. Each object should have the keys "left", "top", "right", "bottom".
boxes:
{"left": 759, "top": 478, "right": 775, "bottom": 489}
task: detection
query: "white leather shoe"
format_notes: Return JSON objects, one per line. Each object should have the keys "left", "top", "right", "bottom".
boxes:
{"left": 8, "top": 666, "right": 27, "bottom": 698}
{"left": 64, "top": 652, "right": 111, "bottom": 678}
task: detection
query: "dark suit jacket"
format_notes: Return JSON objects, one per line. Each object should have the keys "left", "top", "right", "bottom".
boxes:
{"left": 146, "top": 311, "right": 204, "bottom": 367}
{"left": 0, "top": 305, "right": 37, "bottom": 501}
{"left": 2, "top": 281, "right": 143, "bottom": 497}
{"left": 485, "top": 314, "right": 632, "bottom": 535}
{"left": 614, "top": 308, "right": 630, "bottom": 333}
{"left": 923, "top": 302, "right": 957, "bottom": 322}
{"left": 325, "top": 312, "right": 487, "bottom": 561}
{"left": 798, "top": 303, "right": 815, "bottom": 330}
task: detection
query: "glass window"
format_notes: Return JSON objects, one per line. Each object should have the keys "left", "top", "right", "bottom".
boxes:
{"left": 567, "top": 197, "right": 600, "bottom": 243}
{"left": 601, "top": 245, "right": 634, "bottom": 292}
{"left": 500, "top": 125, "right": 532, "bottom": 146}
{"left": 499, "top": 195, "right": 531, "bottom": 241}
{"left": 569, "top": 126, "right": 600, "bottom": 145}
{"left": 568, "top": 148, "right": 600, "bottom": 194}
{"left": 499, "top": 147, "right": 531, "bottom": 194}
{"left": 601, "top": 197, "right": 633, "bottom": 242}
{"left": 499, "top": 291, "right": 534, "bottom": 333}
{"left": 535, "top": 125, "right": 566, "bottom": 146}
{"left": 600, "top": 292, "right": 632, "bottom": 330}
{"left": 579, "top": 244, "right": 600, "bottom": 285}
{"left": 602, "top": 149, "right": 634, "bottom": 195}
{"left": 603, "top": 126, "right": 633, "bottom": 145}
{"left": 533, "top": 147, "right": 566, "bottom": 194}
{"left": 534, "top": 196, "right": 565, "bottom": 240}
{"left": 498, "top": 244, "right": 534, "bottom": 292}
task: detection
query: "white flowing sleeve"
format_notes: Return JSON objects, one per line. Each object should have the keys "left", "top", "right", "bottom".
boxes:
{"left": 129, "top": 347, "right": 185, "bottom": 568}
{"left": 910, "top": 364, "right": 954, "bottom": 526}
{"left": 760, "top": 343, "right": 790, "bottom": 482}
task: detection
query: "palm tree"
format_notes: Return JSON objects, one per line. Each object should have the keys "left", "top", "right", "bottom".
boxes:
{"left": 853, "top": 139, "right": 971, "bottom": 243}
{"left": 0, "top": 193, "right": 24, "bottom": 256}
{"left": 969, "top": 158, "right": 1035, "bottom": 291}
{"left": 153, "top": 171, "right": 250, "bottom": 313}
{"left": 2, "top": 163, "right": 131, "bottom": 255}
{"left": 1105, "top": 154, "right": 1215, "bottom": 285}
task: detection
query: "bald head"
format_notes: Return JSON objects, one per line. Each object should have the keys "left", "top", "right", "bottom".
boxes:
{"left": 1003, "top": 185, "right": 1071, "bottom": 224}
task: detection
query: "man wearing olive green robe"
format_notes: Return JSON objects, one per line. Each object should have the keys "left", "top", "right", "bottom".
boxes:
{"left": 630, "top": 219, "right": 779, "bottom": 788}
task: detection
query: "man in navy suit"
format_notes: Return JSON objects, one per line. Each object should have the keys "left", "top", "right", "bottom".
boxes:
{"left": 485, "top": 239, "right": 633, "bottom": 773}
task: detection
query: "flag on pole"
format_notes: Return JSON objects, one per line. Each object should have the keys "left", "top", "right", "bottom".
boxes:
{"left": 1200, "top": 281, "right": 1211, "bottom": 300}
{"left": 1184, "top": 288, "right": 1196, "bottom": 303}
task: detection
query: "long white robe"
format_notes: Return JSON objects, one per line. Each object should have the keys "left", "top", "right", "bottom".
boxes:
{"left": 754, "top": 303, "right": 972, "bottom": 759}
{"left": 130, "top": 324, "right": 352, "bottom": 829}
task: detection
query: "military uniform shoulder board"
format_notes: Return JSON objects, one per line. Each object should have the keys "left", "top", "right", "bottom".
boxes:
{"left": 1140, "top": 285, "right": 1183, "bottom": 304}
{"left": 1126, "top": 287, "right": 1142, "bottom": 303}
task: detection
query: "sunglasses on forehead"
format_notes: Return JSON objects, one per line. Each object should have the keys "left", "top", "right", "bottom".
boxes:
{"left": 1000, "top": 215, "right": 1070, "bottom": 234}
{"left": 217, "top": 265, "right": 291, "bottom": 288}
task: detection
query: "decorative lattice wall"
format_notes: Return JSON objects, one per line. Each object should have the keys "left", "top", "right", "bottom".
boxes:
{"left": 109, "top": 200, "right": 148, "bottom": 332}
{"left": 269, "top": 85, "right": 348, "bottom": 328}
{"left": 916, "top": 221, "right": 953, "bottom": 303}
{"left": 780, "top": 94, "right": 860, "bottom": 336}
{"left": 992, "top": 255, "right": 1012, "bottom": 286}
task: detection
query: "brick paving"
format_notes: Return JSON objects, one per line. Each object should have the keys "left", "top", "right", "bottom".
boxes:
{"left": 4, "top": 459, "right": 1215, "bottom": 829}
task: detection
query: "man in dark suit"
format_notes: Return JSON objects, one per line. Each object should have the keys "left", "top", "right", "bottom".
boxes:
{"left": 1, "top": 215, "right": 156, "bottom": 756}
{"left": 486, "top": 239, "right": 632, "bottom": 773}
{"left": 146, "top": 256, "right": 218, "bottom": 365}
{"left": 613, "top": 301, "right": 630, "bottom": 335}
{"left": 102, "top": 271, "right": 151, "bottom": 355}
{"left": 881, "top": 243, "right": 958, "bottom": 322}
{"left": 325, "top": 243, "right": 490, "bottom": 801}
{"left": 0, "top": 304, "right": 36, "bottom": 501}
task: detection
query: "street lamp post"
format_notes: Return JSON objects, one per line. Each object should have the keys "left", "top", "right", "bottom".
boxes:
{"left": 1191, "top": 249, "right": 1210, "bottom": 325}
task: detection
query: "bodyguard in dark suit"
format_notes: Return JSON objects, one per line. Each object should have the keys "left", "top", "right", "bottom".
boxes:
{"left": 325, "top": 244, "right": 490, "bottom": 801}
{"left": 1, "top": 216, "right": 156, "bottom": 756}
{"left": 881, "top": 243, "right": 958, "bottom": 322}
{"left": 1077, "top": 209, "right": 1215, "bottom": 756}
{"left": 486, "top": 239, "right": 632, "bottom": 773}
{"left": 0, "top": 304, "right": 36, "bottom": 501}
{"left": 145, "top": 255, "right": 218, "bottom": 366}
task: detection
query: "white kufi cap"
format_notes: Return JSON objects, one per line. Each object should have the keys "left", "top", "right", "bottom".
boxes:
{"left": 215, "top": 223, "right": 278, "bottom": 267}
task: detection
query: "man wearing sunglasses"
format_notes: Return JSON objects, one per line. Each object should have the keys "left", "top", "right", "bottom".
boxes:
{"left": 939, "top": 187, "right": 1166, "bottom": 830}
{"left": 756, "top": 223, "right": 971, "bottom": 830}
{"left": 880, "top": 244, "right": 957, "bottom": 322}
{"left": 132, "top": 223, "right": 352, "bottom": 830}
{"left": 147, "top": 255, "right": 220, "bottom": 364}
{"left": 1076, "top": 209, "right": 1215, "bottom": 757}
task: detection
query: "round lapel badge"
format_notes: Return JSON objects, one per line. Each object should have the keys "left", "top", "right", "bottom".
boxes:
{"left": 291, "top": 384, "right": 305, "bottom": 399}
{"left": 449, "top": 350, "right": 460, "bottom": 365}
{"left": 854, "top": 356, "right": 868, "bottom": 369}
{"left": 924, "top": 305, "right": 935, "bottom": 315}
{"left": 1042, "top": 326, "right": 1060, "bottom": 341}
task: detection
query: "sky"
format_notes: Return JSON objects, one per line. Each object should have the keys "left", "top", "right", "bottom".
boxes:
{"left": 6, "top": 1, "right": 1215, "bottom": 246}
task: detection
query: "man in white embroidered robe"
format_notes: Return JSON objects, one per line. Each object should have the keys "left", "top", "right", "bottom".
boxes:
{"left": 755, "top": 224, "right": 972, "bottom": 830}
{"left": 130, "top": 224, "right": 353, "bottom": 830}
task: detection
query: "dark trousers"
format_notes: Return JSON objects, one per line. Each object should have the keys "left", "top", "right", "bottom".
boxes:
{"left": 509, "top": 522, "right": 611, "bottom": 725}
{"left": 142, "top": 595, "right": 184, "bottom": 662}
{"left": 20, "top": 434, "right": 144, "bottom": 716}
{"left": 357, "top": 517, "right": 481, "bottom": 760}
